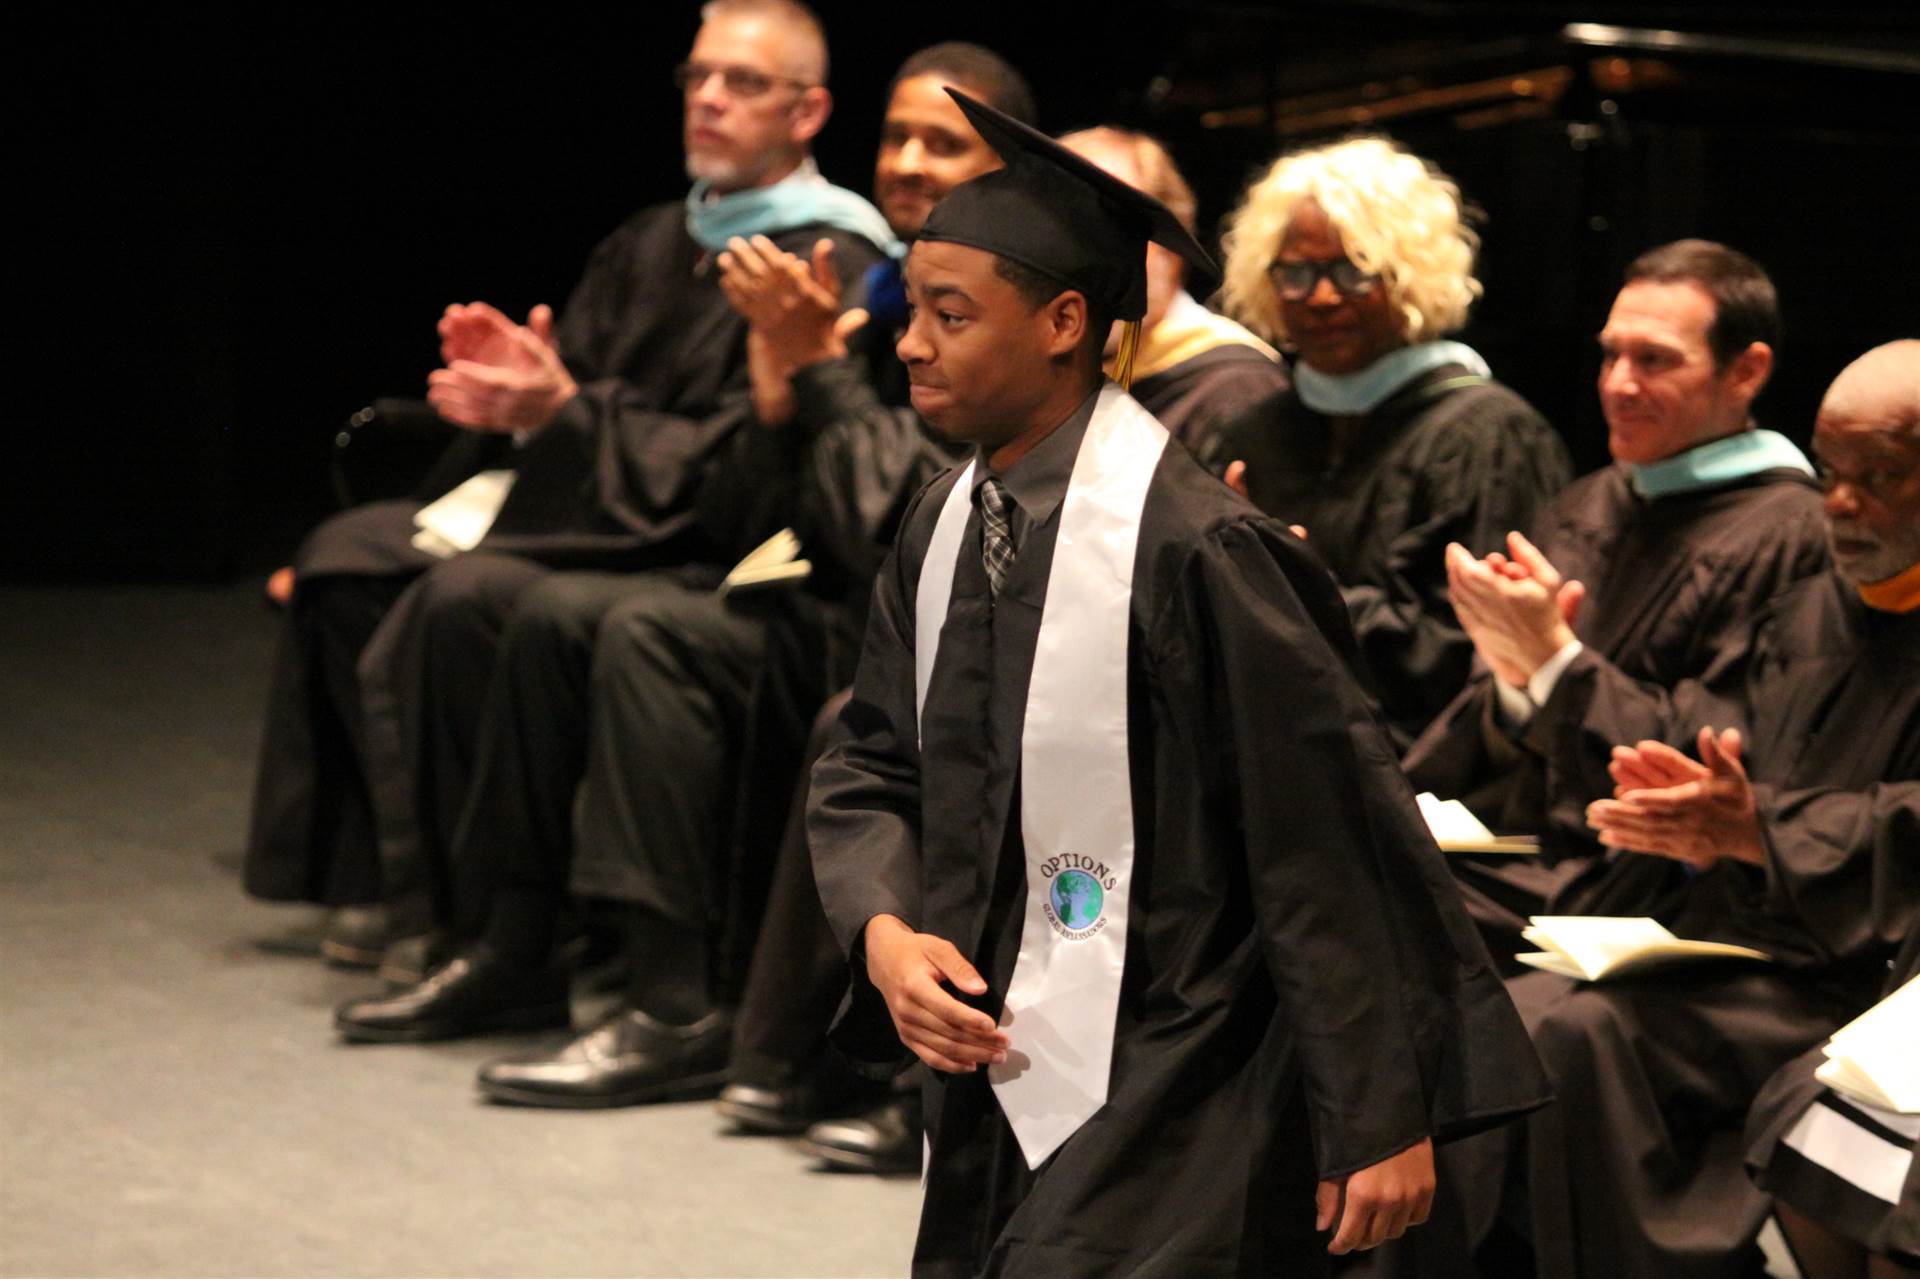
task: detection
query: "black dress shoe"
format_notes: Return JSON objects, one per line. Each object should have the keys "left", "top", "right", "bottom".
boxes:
{"left": 476, "top": 1007, "right": 733, "bottom": 1109}
{"left": 717, "top": 1060, "right": 889, "bottom": 1135}
{"left": 334, "top": 950, "right": 570, "bottom": 1044}
{"left": 805, "top": 1092, "right": 923, "bottom": 1175}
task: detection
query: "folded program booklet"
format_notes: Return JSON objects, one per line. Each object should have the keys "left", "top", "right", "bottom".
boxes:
{"left": 1415, "top": 793, "right": 1540, "bottom": 854}
{"left": 1816, "top": 974, "right": 1920, "bottom": 1114}
{"left": 1517, "top": 916, "right": 1771, "bottom": 981}
{"left": 718, "top": 528, "right": 811, "bottom": 598}
{"left": 410, "top": 470, "right": 517, "bottom": 559}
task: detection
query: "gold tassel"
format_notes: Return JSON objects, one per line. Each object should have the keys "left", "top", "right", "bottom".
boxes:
{"left": 1113, "top": 319, "right": 1142, "bottom": 392}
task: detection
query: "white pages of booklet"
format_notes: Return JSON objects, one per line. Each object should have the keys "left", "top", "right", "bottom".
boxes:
{"left": 410, "top": 470, "right": 517, "bottom": 559}
{"left": 718, "top": 528, "right": 812, "bottom": 597}
{"left": 1415, "top": 792, "right": 1540, "bottom": 854}
{"left": 1517, "top": 915, "right": 1772, "bottom": 981}
{"left": 1816, "top": 974, "right": 1920, "bottom": 1114}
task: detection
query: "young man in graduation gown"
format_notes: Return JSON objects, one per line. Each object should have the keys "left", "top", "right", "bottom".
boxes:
{"left": 1432, "top": 340, "right": 1920, "bottom": 1279}
{"left": 716, "top": 106, "right": 1294, "bottom": 1166}
{"left": 808, "top": 90, "right": 1550, "bottom": 1276}
{"left": 330, "top": 46, "right": 1012, "bottom": 1106}
{"left": 1403, "top": 240, "right": 1831, "bottom": 957}
{"left": 260, "top": 0, "right": 892, "bottom": 965}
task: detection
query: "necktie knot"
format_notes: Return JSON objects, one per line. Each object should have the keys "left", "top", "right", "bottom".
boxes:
{"left": 977, "top": 476, "right": 1018, "bottom": 595}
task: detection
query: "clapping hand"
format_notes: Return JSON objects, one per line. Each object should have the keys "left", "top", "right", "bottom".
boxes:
{"left": 717, "top": 235, "right": 870, "bottom": 374}
{"left": 1585, "top": 727, "right": 1766, "bottom": 868}
{"left": 427, "top": 301, "right": 578, "bottom": 433}
{"left": 1445, "top": 532, "right": 1585, "bottom": 689}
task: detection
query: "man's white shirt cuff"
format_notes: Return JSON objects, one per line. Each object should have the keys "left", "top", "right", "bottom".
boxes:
{"left": 1491, "top": 638, "right": 1585, "bottom": 728}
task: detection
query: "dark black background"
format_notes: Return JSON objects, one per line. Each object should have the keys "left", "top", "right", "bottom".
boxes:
{"left": 13, "top": 2, "right": 1918, "bottom": 580}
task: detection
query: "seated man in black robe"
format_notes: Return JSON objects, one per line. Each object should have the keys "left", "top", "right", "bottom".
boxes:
{"left": 330, "top": 45, "right": 1018, "bottom": 1108}
{"left": 248, "top": 0, "right": 891, "bottom": 965}
{"left": 809, "top": 89, "right": 1549, "bottom": 1276}
{"left": 1405, "top": 239, "right": 1831, "bottom": 959}
{"left": 1420, "top": 339, "right": 1920, "bottom": 1279}
{"left": 1203, "top": 137, "right": 1571, "bottom": 751}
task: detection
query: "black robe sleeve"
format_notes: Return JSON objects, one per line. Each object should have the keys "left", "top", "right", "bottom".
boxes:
{"left": 1756, "top": 781, "right": 1920, "bottom": 969}
{"left": 1339, "top": 391, "right": 1572, "bottom": 742}
{"left": 489, "top": 220, "right": 884, "bottom": 562}
{"left": 807, "top": 480, "right": 954, "bottom": 1071}
{"left": 1172, "top": 520, "right": 1552, "bottom": 1177}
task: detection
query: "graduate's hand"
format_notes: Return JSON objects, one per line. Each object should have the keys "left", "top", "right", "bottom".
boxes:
{"left": 863, "top": 914, "right": 1010, "bottom": 1075}
{"left": 1318, "top": 1137, "right": 1436, "bottom": 1254}
{"left": 427, "top": 303, "right": 577, "bottom": 433}
{"left": 1585, "top": 727, "right": 1766, "bottom": 868}
{"left": 718, "top": 235, "right": 859, "bottom": 372}
{"left": 1446, "top": 533, "right": 1584, "bottom": 687}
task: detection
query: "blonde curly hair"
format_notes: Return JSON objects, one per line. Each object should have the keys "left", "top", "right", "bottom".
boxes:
{"left": 1221, "top": 137, "right": 1480, "bottom": 348}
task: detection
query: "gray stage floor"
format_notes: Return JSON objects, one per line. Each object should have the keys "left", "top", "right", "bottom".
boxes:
{"left": 0, "top": 583, "right": 919, "bottom": 1278}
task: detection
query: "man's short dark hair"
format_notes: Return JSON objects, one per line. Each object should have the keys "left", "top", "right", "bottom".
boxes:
{"left": 991, "top": 255, "right": 1113, "bottom": 363}
{"left": 890, "top": 42, "right": 1036, "bottom": 126}
{"left": 1624, "top": 239, "right": 1781, "bottom": 367}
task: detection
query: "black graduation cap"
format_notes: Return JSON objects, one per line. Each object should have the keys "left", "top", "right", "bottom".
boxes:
{"left": 917, "top": 88, "right": 1219, "bottom": 325}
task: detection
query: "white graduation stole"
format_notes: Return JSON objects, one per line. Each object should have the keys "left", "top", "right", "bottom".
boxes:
{"left": 915, "top": 384, "right": 1168, "bottom": 1168}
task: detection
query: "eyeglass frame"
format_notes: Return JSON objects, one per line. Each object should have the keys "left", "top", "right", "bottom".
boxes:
{"left": 1266, "top": 257, "right": 1382, "bottom": 302}
{"left": 673, "top": 60, "right": 816, "bottom": 100}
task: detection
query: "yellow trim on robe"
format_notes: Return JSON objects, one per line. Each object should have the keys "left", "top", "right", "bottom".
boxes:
{"left": 1105, "top": 292, "right": 1281, "bottom": 384}
{"left": 1858, "top": 559, "right": 1920, "bottom": 614}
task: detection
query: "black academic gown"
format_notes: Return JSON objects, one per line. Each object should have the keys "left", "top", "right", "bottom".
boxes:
{"left": 1453, "top": 573, "right": 1920, "bottom": 1279}
{"left": 244, "top": 201, "right": 881, "bottom": 912}
{"left": 1128, "top": 343, "right": 1289, "bottom": 461}
{"left": 810, "top": 415, "right": 1550, "bottom": 1277}
{"left": 1204, "top": 368, "right": 1571, "bottom": 750}
{"left": 1403, "top": 462, "right": 1832, "bottom": 952}
{"left": 1746, "top": 927, "right": 1920, "bottom": 1263}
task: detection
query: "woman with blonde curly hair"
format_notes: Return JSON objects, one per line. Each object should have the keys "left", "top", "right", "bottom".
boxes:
{"left": 1205, "top": 136, "right": 1570, "bottom": 747}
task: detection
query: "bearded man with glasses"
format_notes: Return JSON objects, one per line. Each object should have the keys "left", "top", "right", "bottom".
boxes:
{"left": 1204, "top": 137, "right": 1571, "bottom": 753}
{"left": 250, "top": 0, "right": 892, "bottom": 1001}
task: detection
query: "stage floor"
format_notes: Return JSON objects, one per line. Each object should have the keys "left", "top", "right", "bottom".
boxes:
{"left": 0, "top": 582, "right": 918, "bottom": 1278}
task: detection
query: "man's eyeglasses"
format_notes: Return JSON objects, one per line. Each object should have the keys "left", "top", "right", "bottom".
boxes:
{"left": 674, "top": 61, "right": 813, "bottom": 99}
{"left": 1267, "top": 258, "right": 1381, "bottom": 302}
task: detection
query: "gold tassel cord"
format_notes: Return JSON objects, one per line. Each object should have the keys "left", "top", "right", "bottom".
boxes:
{"left": 1114, "top": 319, "right": 1142, "bottom": 392}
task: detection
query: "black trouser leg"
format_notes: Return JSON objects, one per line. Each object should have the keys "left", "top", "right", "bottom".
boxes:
{"left": 569, "top": 581, "right": 766, "bottom": 1020}
{"left": 729, "top": 690, "right": 855, "bottom": 1084}
{"left": 245, "top": 571, "right": 413, "bottom": 905}
{"left": 454, "top": 571, "right": 684, "bottom": 957}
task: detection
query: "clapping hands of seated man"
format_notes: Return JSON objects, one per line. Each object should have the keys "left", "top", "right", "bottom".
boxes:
{"left": 1585, "top": 726, "right": 1766, "bottom": 869}
{"left": 425, "top": 300, "right": 579, "bottom": 433}
{"left": 717, "top": 233, "right": 870, "bottom": 427}
{"left": 1445, "top": 531, "right": 1587, "bottom": 690}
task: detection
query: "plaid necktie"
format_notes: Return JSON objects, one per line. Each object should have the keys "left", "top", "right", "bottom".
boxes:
{"left": 977, "top": 476, "right": 1018, "bottom": 595}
